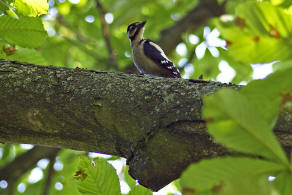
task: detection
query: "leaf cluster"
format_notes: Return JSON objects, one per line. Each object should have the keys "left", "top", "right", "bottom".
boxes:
{"left": 180, "top": 65, "right": 292, "bottom": 194}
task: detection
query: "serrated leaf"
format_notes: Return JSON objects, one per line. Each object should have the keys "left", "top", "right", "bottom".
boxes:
{"left": 215, "top": 2, "right": 292, "bottom": 64}
{"left": 128, "top": 185, "right": 152, "bottom": 195}
{"left": 216, "top": 20, "right": 291, "bottom": 64}
{"left": 236, "top": 2, "right": 292, "bottom": 37}
{"left": 15, "top": 0, "right": 48, "bottom": 17}
{"left": 203, "top": 88, "right": 288, "bottom": 164}
{"left": 180, "top": 157, "right": 284, "bottom": 192}
{"left": 0, "top": 16, "right": 47, "bottom": 48}
{"left": 74, "top": 156, "right": 121, "bottom": 195}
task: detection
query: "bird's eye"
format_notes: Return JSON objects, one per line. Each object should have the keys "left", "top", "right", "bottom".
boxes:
{"left": 130, "top": 26, "right": 135, "bottom": 31}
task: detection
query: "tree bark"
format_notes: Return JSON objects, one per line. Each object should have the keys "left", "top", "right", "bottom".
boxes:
{"left": 0, "top": 60, "right": 291, "bottom": 191}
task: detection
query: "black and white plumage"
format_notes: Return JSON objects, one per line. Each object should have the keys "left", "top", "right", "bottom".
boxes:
{"left": 127, "top": 21, "right": 181, "bottom": 78}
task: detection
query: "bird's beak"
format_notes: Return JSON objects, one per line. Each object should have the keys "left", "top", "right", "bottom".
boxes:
{"left": 139, "top": 21, "right": 146, "bottom": 28}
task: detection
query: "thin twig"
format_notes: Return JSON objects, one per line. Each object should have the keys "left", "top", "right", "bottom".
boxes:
{"left": 95, "top": 0, "right": 119, "bottom": 70}
{"left": 42, "top": 149, "right": 60, "bottom": 195}
{"left": 0, "top": 146, "right": 60, "bottom": 195}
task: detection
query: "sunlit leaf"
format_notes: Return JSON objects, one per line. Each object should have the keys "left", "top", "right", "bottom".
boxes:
{"left": 123, "top": 165, "right": 137, "bottom": 190}
{"left": 74, "top": 156, "right": 121, "bottom": 195}
{"left": 0, "top": 16, "right": 47, "bottom": 48}
{"left": 203, "top": 88, "right": 288, "bottom": 164}
{"left": 275, "top": 171, "right": 292, "bottom": 195}
{"left": 216, "top": 2, "right": 292, "bottom": 64}
{"left": 241, "top": 67, "right": 292, "bottom": 127}
{"left": 217, "top": 175, "right": 278, "bottom": 195}
{"left": 128, "top": 185, "right": 152, "bottom": 195}
{"left": 15, "top": 0, "right": 48, "bottom": 17}
{"left": 181, "top": 157, "right": 284, "bottom": 192}
{"left": 6, "top": 48, "right": 47, "bottom": 65}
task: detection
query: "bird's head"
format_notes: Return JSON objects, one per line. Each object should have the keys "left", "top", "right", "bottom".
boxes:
{"left": 127, "top": 21, "right": 146, "bottom": 42}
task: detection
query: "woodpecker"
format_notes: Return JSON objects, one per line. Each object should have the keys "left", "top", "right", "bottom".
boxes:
{"left": 127, "top": 21, "right": 181, "bottom": 78}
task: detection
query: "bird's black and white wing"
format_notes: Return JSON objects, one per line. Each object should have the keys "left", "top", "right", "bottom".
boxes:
{"left": 143, "top": 40, "right": 181, "bottom": 78}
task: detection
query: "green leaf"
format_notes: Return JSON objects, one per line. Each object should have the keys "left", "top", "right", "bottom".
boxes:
{"left": 275, "top": 171, "right": 292, "bottom": 195}
{"left": 216, "top": 2, "right": 292, "bottom": 64}
{"left": 15, "top": 0, "right": 49, "bottom": 17}
{"left": 172, "top": 179, "right": 182, "bottom": 192}
{"left": 123, "top": 165, "right": 137, "bottom": 190}
{"left": 203, "top": 88, "right": 288, "bottom": 164}
{"left": 273, "top": 59, "right": 292, "bottom": 71}
{"left": 241, "top": 67, "right": 292, "bottom": 127}
{"left": 128, "top": 185, "right": 152, "bottom": 195}
{"left": 74, "top": 156, "right": 121, "bottom": 195}
{"left": 219, "top": 48, "right": 253, "bottom": 83}
{"left": 180, "top": 157, "right": 284, "bottom": 192}
{"left": 217, "top": 175, "right": 277, "bottom": 195}
{"left": 21, "top": 180, "right": 44, "bottom": 195}
{"left": 0, "top": 16, "right": 47, "bottom": 48}
{"left": 1, "top": 144, "right": 12, "bottom": 160}
{"left": 5, "top": 9, "right": 19, "bottom": 19}
{"left": 192, "top": 51, "right": 221, "bottom": 80}
{"left": 0, "top": 1, "right": 19, "bottom": 19}
{"left": 236, "top": 2, "right": 292, "bottom": 37}
{"left": 6, "top": 48, "right": 47, "bottom": 65}
{"left": 50, "top": 150, "right": 81, "bottom": 195}
{"left": 0, "top": 1, "right": 9, "bottom": 11}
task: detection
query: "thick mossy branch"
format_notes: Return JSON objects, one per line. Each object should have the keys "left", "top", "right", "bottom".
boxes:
{"left": 0, "top": 59, "right": 291, "bottom": 191}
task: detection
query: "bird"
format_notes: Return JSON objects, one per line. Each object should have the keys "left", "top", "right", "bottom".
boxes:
{"left": 127, "top": 21, "right": 181, "bottom": 78}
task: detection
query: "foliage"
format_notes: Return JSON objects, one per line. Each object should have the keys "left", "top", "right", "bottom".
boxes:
{"left": 0, "top": 15, "right": 47, "bottom": 48}
{"left": 0, "top": 0, "right": 48, "bottom": 63}
{"left": 74, "top": 156, "right": 121, "bottom": 195}
{"left": 15, "top": 0, "right": 49, "bottom": 17}
{"left": 73, "top": 156, "right": 151, "bottom": 195}
{"left": 216, "top": 2, "right": 292, "bottom": 64}
{"left": 1, "top": 0, "right": 292, "bottom": 194}
{"left": 180, "top": 67, "right": 292, "bottom": 194}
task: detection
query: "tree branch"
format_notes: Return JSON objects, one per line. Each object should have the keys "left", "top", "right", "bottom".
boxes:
{"left": 0, "top": 59, "right": 291, "bottom": 191}
{"left": 0, "top": 146, "right": 59, "bottom": 194}
{"left": 158, "top": 0, "right": 226, "bottom": 55}
{"left": 95, "top": 0, "right": 118, "bottom": 70}
{"left": 42, "top": 150, "right": 59, "bottom": 195}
